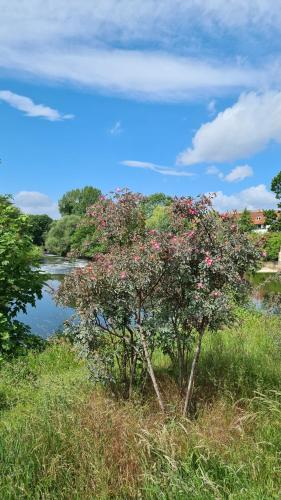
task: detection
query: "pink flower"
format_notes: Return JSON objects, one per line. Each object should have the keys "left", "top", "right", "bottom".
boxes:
{"left": 197, "top": 282, "right": 204, "bottom": 289}
{"left": 151, "top": 240, "right": 160, "bottom": 250}
{"left": 133, "top": 256, "right": 141, "bottom": 262}
{"left": 120, "top": 271, "right": 127, "bottom": 279}
{"left": 212, "top": 291, "right": 220, "bottom": 298}
{"left": 205, "top": 256, "right": 213, "bottom": 267}
{"left": 262, "top": 251, "right": 267, "bottom": 258}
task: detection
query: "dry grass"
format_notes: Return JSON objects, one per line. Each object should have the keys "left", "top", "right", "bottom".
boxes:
{"left": 1, "top": 312, "right": 281, "bottom": 498}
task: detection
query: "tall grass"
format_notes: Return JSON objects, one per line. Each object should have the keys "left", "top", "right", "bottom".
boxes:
{"left": 0, "top": 311, "right": 281, "bottom": 498}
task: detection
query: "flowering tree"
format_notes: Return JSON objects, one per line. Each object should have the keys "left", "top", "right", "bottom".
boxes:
{"left": 58, "top": 190, "right": 260, "bottom": 414}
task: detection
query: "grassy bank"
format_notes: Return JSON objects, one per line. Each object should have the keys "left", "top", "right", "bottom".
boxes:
{"left": 1, "top": 311, "right": 281, "bottom": 499}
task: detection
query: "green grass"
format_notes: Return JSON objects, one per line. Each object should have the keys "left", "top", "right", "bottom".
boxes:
{"left": 1, "top": 312, "right": 281, "bottom": 499}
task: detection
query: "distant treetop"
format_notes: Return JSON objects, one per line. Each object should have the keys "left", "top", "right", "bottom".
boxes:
{"left": 58, "top": 186, "right": 102, "bottom": 216}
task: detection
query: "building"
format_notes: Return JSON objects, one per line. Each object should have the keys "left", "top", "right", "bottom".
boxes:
{"left": 222, "top": 210, "right": 280, "bottom": 233}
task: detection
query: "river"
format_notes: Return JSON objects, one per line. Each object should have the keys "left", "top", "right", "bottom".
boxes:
{"left": 17, "top": 255, "right": 87, "bottom": 338}
{"left": 17, "top": 257, "right": 281, "bottom": 338}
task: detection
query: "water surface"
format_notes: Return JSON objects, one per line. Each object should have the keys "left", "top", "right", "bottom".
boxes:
{"left": 17, "top": 255, "right": 87, "bottom": 338}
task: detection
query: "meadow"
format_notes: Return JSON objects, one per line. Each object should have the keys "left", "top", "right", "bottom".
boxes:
{"left": 1, "top": 309, "right": 280, "bottom": 499}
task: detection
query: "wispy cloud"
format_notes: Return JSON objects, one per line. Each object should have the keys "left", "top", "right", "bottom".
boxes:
{"left": 121, "top": 160, "right": 194, "bottom": 177}
{"left": 0, "top": 2, "right": 280, "bottom": 102}
{"left": 0, "top": 90, "right": 74, "bottom": 121}
{"left": 109, "top": 120, "right": 123, "bottom": 135}
{"left": 0, "top": 48, "right": 261, "bottom": 102}
{"left": 207, "top": 99, "right": 217, "bottom": 115}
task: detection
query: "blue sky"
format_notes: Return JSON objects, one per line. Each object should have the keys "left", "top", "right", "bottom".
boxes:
{"left": 0, "top": 0, "right": 281, "bottom": 217}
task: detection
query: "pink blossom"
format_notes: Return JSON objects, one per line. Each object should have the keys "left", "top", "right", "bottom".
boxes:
{"left": 120, "top": 271, "right": 127, "bottom": 279}
{"left": 133, "top": 256, "right": 141, "bottom": 262}
{"left": 197, "top": 282, "right": 204, "bottom": 289}
{"left": 205, "top": 256, "right": 213, "bottom": 267}
{"left": 262, "top": 251, "right": 267, "bottom": 258}
{"left": 212, "top": 291, "right": 220, "bottom": 298}
{"left": 151, "top": 240, "right": 160, "bottom": 250}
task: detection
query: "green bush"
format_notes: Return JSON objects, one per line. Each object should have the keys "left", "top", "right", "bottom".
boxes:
{"left": 265, "top": 232, "right": 281, "bottom": 260}
{"left": 0, "top": 196, "right": 45, "bottom": 359}
{"left": 45, "top": 215, "right": 81, "bottom": 256}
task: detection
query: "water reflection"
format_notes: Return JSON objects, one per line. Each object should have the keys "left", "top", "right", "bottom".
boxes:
{"left": 17, "top": 255, "right": 87, "bottom": 338}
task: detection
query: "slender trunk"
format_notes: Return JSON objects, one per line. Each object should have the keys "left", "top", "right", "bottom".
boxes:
{"left": 139, "top": 327, "right": 165, "bottom": 412}
{"left": 183, "top": 329, "right": 204, "bottom": 417}
{"left": 128, "top": 351, "right": 137, "bottom": 399}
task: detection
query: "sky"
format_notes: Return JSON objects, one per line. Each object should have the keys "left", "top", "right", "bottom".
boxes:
{"left": 1, "top": 1, "right": 281, "bottom": 218}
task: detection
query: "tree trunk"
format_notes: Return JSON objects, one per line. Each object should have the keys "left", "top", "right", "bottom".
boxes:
{"left": 139, "top": 327, "right": 165, "bottom": 412}
{"left": 183, "top": 329, "right": 204, "bottom": 417}
{"left": 128, "top": 351, "right": 137, "bottom": 399}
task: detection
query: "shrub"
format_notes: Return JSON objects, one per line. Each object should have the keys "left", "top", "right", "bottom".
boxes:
{"left": 0, "top": 196, "right": 45, "bottom": 359}
{"left": 58, "top": 191, "right": 260, "bottom": 414}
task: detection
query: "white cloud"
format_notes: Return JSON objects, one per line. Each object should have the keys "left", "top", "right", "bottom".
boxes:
{"left": 14, "top": 191, "right": 59, "bottom": 218}
{"left": 109, "top": 121, "right": 123, "bottom": 135}
{"left": 224, "top": 164, "right": 253, "bottom": 182}
{"left": 206, "top": 164, "right": 253, "bottom": 182}
{"left": 207, "top": 99, "right": 217, "bottom": 115}
{"left": 0, "top": 2, "right": 280, "bottom": 101}
{"left": 206, "top": 165, "right": 224, "bottom": 179}
{"left": 1, "top": 1, "right": 281, "bottom": 48}
{"left": 0, "top": 47, "right": 261, "bottom": 102}
{"left": 212, "top": 184, "right": 277, "bottom": 212}
{"left": 178, "top": 91, "right": 281, "bottom": 165}
{"left": 0, "top": 90, "right": 74, "bottom": 121}
{"left": 121, "top": 160, "right": 194, "bottom": 176}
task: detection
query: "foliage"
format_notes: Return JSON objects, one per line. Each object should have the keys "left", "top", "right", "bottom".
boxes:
{"left": 264, "top": 232, "right": 281, "bottom": 260}
{"left": 0, "top": 196, "right": 45, "bottom": 359}
{"left": 70, "top": 220, "right": 105, "bottom": 258}
{"left": 58, "top": 186, "right": 101, "bottom": 216}
{"left": 58, "top": 190, "right": 260, "bottom": 413}
{"left": 27, "top": 214, "right": 53, "bottom": 246}
{"left": 263, "top": 208, "right": 277, "bottom": 228}
{"left": 238, "top": 208, "right": 255, "bottom": 232}
{"left": 142, "top": 192, "right": 173, "bottom": 218}
{"left": 271, "top": 170, "right": 281, "bottom": 207}
{"left": 1, "top": 315, "right": 281, "bottom": 498}
{"left": 45, "top": 215, "right": 81, "bottom": 256}
{"left": 146, "top": 205, "right": 171, "bottom": 231}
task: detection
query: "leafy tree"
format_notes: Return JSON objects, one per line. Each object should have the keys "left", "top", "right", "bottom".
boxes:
{"left": 271, "top": 171, "right": 281, "bottom": 207}
{"left": 27, "top": 214, "right": 53, "bottom": 246}
{"left": 142, "top": 192, "right": 173, "bottom": 218}
{"left": 58, "top": 191, "right": 259, "bottom": 414}
{"left": 263, "top": 209, "right": 277, "bottom": 228}
{"left": 238, "top": 209, "right": 255, "bottom": 232}
{"left": 58, "top": 186, "right": 101, "bottom": 216}
{"left": 146, "top": 205, "right": 171, "bottom": 231}
{"left": 70, "top": 221, "right": 105, "bottom": 258}
{"left": 45, "top": 215, "right": 81, "bottom": 256}
{"left": 0, "top": 196, "right": 45, "bottom": 358}
{"left": 264, "top": 232, "right": 281, "bottom": 260}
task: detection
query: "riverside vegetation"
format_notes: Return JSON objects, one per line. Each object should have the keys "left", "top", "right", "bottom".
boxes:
{"left": 1, "top": 189, "right": 281, "bottom": 498}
